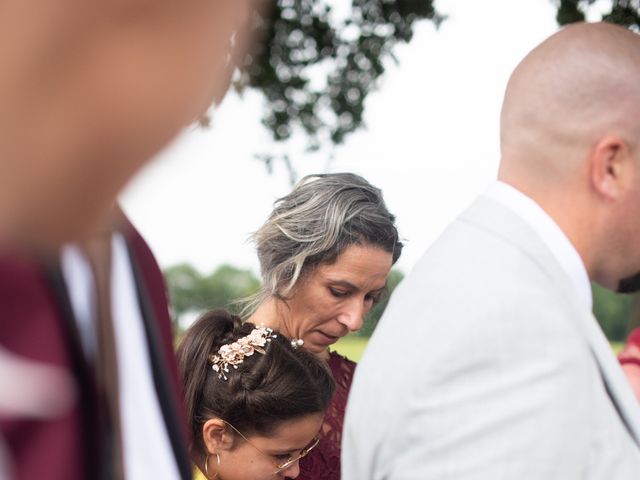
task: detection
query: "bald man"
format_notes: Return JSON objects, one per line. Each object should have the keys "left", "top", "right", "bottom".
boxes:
{"left": 343, "top": 22, "right": 640, "bottom": 479}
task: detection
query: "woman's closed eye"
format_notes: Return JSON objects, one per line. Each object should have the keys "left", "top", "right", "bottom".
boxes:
{"left": 329, "top": 287, "right": 349, "bottom": 298}
{"left": 365, "top": 290, "right": 385, "bottom": 305}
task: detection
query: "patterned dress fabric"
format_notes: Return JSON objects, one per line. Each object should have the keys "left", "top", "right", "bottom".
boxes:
{"left": 298, "top": 350, "right": 356, "bottom": 480}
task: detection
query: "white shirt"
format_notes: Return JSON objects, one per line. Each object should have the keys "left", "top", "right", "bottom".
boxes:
{"left": 484, "top": 180, "right": 592, "bottom": 311}
{"left": 60, "top": 234, "right": 180, "bottom": 480}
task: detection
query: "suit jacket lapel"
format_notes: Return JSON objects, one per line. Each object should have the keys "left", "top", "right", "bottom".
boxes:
{"left": 461, "top": 196, "right": 640, "bottom": 447}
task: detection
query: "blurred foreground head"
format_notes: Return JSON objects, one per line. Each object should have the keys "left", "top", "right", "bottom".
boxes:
{"left": 498, "top": 22, "right": 640, "bottom": 291}
{"left": 0, "top": 0, "right": 260, "bottom": 248}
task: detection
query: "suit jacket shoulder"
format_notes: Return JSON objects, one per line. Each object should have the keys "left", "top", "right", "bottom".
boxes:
{"left": 343, "top": 196, "right": 640, "bottom": 480}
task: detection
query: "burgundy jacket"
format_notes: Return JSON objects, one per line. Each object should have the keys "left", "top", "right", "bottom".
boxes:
{"left": 0, "top": 222, "right": 191, "bottom": 480}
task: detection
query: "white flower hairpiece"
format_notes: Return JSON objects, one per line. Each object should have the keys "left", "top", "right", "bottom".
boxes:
{"left": 209, "top": 326, "right": 277, "bottom": 380}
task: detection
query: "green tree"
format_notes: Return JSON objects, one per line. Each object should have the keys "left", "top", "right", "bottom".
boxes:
{"left": 592, "top": 283, "right": 636, "bottom": 342}
{"left": 357, "top": 269, "right": 404, "bottom": 338}
{"left": 555, "top": 0, "right": 640, "bottom": 28}
{"left": 200, "top": 265, "right": 261, "bottom": 314}
{"left": 238, "top": 0, "right": 444, "bottom": 174}
{"left": 163, "top": 263, "right": 203, "bottom": 319}
{"left": 164, "top": 263, "right": 261, "bottom": 330}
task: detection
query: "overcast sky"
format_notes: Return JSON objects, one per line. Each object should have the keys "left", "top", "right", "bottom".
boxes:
{"left": 120, "top": 0, "right": 606, "bottom": 277}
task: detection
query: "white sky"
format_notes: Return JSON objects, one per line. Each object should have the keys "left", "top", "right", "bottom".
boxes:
{"left": 120, "top": 0, "right": 605, "bottom": 277}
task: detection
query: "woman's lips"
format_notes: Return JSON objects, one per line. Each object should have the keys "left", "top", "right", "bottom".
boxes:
{"left": 314, "top": 330, "right": 340, "bottom": 345}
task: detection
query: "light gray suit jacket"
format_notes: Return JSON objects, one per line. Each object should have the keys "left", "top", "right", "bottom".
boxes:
{"left": 342, "top": 196, "right": 640, "bottom": 479}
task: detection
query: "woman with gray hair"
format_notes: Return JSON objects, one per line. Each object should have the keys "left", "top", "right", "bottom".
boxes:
{"left": 246, "top": 172, "right": 402, "bottom": 479}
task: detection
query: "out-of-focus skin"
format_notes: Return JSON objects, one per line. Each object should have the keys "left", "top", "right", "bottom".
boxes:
{"left": 0, "top": 2, "right": 259, "bottom": 472}
{"left": 0, "top": 0, "right": 255, "bottom": 249}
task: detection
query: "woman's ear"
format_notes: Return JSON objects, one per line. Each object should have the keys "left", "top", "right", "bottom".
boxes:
{"left": 590, "top": 135, "right": 631, "bottom": 200}
{"left": 202, "top": 418, "right": 235, "bottom": 454}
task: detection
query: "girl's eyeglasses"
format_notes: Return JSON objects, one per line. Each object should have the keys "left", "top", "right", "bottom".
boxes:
{"left": 223, "top": 421, "right": 320, "bottom": 472}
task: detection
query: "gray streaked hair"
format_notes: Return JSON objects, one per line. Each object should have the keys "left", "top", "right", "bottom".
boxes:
{"left": 247, "top": 172, "right": 402, "bottom": 310}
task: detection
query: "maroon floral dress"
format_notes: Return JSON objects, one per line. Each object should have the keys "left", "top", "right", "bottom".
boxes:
{"left": 298, "top": 351, "right": 356, "bottom": 479}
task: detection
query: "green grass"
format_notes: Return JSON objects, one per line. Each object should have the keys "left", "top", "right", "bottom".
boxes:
{"left": 611, "top": 341, "right": 624, "bottom": 354}
{"left": 329, "top": 337, "right": 625, "bottom": 363}
{"left": 330, "top": 335, "right": 369, "bottom": 362}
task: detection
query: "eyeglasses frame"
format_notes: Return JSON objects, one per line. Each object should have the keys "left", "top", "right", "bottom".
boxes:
{"left": 222, "top": 420, "right": 320, "bottom": 472}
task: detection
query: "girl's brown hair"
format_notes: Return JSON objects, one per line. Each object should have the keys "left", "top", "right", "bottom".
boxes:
{"left": 177, "top": 309, "right": 335, "bottom": 455}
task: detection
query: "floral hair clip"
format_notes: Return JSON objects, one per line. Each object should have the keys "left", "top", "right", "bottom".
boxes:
{"left": 209, "top": 326, "right": 277, "bottom": 380}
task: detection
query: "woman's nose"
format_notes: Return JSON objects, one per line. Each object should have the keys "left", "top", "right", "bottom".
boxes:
{"left": 337, "top": 299, "right": 366, "bottom": 332}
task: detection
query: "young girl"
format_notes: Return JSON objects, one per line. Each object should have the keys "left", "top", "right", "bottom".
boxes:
{"left": 177, "top": 310, "right": 335, "bottom": 480}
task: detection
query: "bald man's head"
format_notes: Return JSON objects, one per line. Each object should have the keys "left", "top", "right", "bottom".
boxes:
{"left": 499, "top": 22, "right": 640, "bottom": 186}
{"left": 498, "top": 23, "right": 640, "bottom": 290}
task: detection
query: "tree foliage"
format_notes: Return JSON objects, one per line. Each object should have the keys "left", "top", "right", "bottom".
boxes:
{"left": 164, "top": 263, "right": 261, "bottom": 328}
{"left": 356, "top": 269, "right": 404, "bottom": 337}
{"left": 555, "top": 0, "right": 640, "bottom": 28}
{"left": 240, "top": 0, "right": 443, "bottom": 158}
{"left": 592, "top": 283, "right": 637, "bottom": 342}
{"left": 238, "top": 0, "right": 640, "bottom": 165}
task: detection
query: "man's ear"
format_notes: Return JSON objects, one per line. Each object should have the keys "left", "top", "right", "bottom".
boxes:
{"left": 202, "top": 418, "right": 235, "bottom": 454}
{"left": 590, "top": 135, "right": 631, "bottom": 200}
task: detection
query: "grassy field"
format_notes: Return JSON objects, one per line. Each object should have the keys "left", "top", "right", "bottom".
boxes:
{"left": 611, "top": 342, "right": 624, "bottom": 354}
{"left": 330, "top": 335, "right": 369, "bottom": 362}
{"left": 331, "top": 337, "right": 626, "bottom": 363}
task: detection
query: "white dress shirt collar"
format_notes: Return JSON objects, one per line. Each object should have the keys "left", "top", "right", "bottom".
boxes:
{"left": 484, "top": 180, "right": 592, "bottom": 310}
{"left": 60, "top": 234, "right": 180, "bottom": 480}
